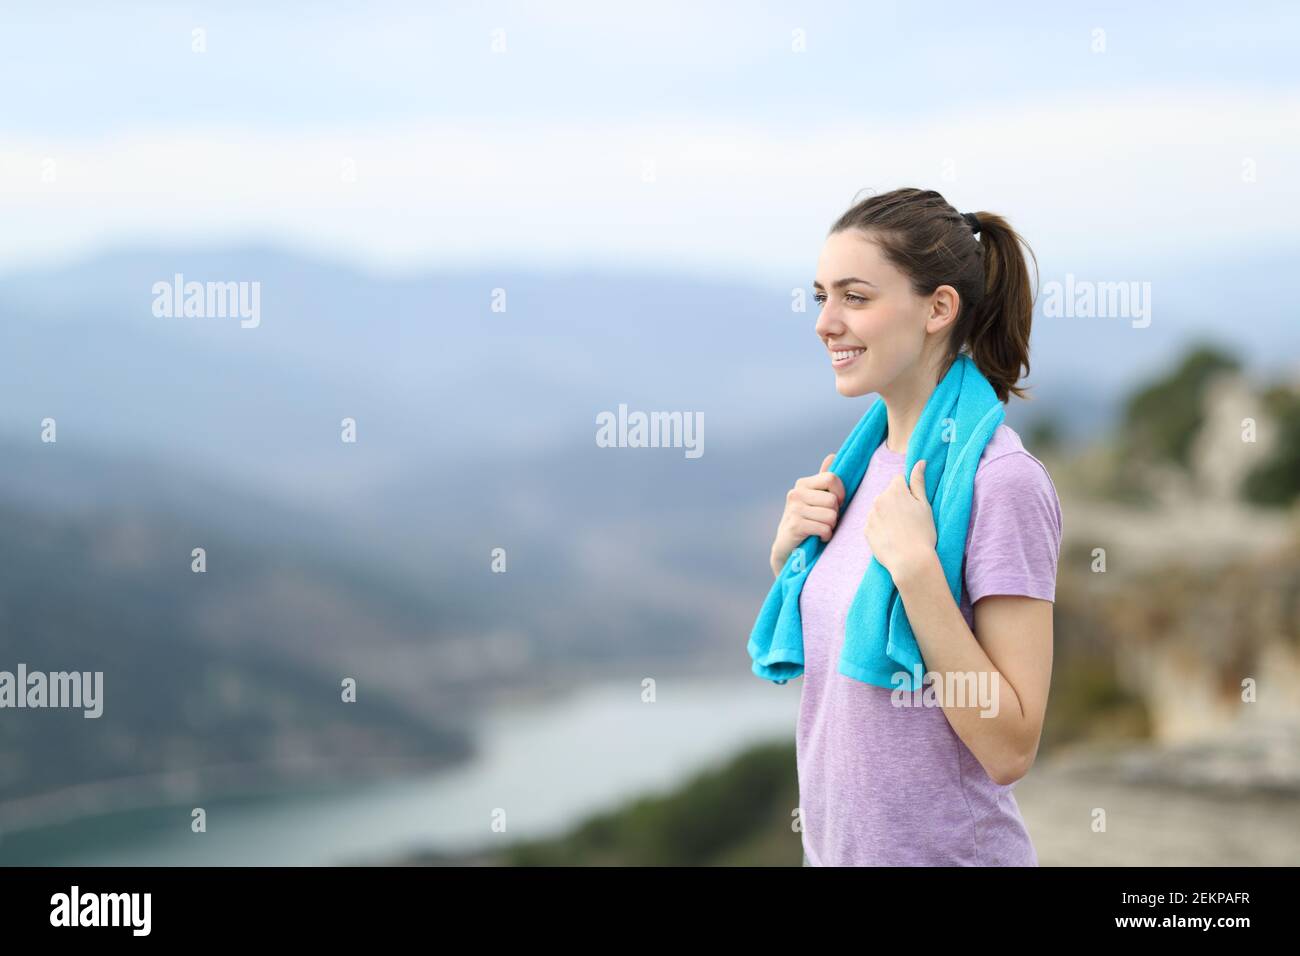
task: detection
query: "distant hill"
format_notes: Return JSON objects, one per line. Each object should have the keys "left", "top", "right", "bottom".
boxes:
{"left": 0, "top": 492, "right": 476, "bottom": 825}
{"left": 11, "top": 243, "right": 1284, "bottom": 502}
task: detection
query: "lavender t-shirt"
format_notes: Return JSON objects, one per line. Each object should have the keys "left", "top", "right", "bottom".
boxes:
{"left": 796, "top": 423, "right": 1062, "bottom": 866}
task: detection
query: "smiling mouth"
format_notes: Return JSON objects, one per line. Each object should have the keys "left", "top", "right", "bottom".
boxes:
{"left": 830, "top": 347, "right": 866, "bottom": 368}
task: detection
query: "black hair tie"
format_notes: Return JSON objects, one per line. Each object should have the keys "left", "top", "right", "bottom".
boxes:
{"left": 962, "top": 212, "right": 982, "bottom": 235}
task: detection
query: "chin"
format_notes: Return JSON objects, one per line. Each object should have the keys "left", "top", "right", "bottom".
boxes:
{"left": 834, "top": 373, "right": 875, "bottom": 398}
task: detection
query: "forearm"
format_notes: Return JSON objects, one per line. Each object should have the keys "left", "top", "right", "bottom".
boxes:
{"left": 892, "top": 551, "right": 1030, "bottom": 782}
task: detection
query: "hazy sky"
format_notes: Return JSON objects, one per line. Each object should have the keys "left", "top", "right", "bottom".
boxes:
{"left": 2, "top": 0, "right": 1297, "bottom": 282}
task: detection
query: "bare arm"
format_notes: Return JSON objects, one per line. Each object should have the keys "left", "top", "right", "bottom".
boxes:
{"left": 893, "top": 551, "right": 1053, "bottom": 785}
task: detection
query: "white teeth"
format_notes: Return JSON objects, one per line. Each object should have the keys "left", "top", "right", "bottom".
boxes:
{"left": 833, "top": 348, "right": 865, "bottom": 361}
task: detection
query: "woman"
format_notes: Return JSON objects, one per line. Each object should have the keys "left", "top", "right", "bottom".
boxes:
{"left": 770, "top": 187, "right": 1062, "bottom": 866}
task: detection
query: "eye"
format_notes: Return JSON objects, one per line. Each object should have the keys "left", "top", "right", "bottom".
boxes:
{"left": 813, "top": 291, "right": 868, "bottom": 305}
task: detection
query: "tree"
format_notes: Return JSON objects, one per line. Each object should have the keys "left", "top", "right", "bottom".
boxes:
{"left": 1120, "top": 343, "right": 1240, "bottom": 467}
{"left": 1242, "top": 385, "right": 1300, "bottom": 506}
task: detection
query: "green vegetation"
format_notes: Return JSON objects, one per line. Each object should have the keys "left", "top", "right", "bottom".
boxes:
{"left": 1120, "top": 343, "right": 1240, "bottom": 467}
{"left": 503, "top": 740, "right": 802, "bottom": 867}
{"left": 1243, "top": 385, "right": 1300, "bottom": 506}
{"left": 1040, "top": 656, "right": 1151, "bottom": 750}
{"left": 1109, "top": 341, "right": 1300, "bottom": 507}
{"left": 1024, "top": 417, "right": 1063, "bottom": 456}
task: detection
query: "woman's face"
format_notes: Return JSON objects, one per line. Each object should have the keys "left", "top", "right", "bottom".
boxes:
{"left": 813, "top": 228, "right": 942, "bottom": 399}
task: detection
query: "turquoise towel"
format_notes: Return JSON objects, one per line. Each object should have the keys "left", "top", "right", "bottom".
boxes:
{"left": 747, "top": 354, "right": 1004, "bottom": 691}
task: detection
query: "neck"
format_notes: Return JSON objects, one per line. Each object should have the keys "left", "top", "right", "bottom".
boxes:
{"left": 880, "top": 352, "right": 948, "bottom": 454}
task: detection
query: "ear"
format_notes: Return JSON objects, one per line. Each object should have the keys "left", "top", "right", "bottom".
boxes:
{"left": 926, "top": 285, "right": 961, "bottom": 335}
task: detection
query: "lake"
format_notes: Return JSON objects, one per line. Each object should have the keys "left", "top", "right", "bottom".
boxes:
{"left": 0, "top": 673, "right": 798, "bottom": 865}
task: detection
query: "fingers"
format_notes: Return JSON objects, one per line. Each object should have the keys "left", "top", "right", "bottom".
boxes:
{"left": 784, "top": 489, "right": 839, "bottom": 541}
{"left": 792, "top": 517, "right": 835, "bottom": 542}
{"left": 799, "top": 504, "right": 839, "bottom": 527}
{"left": 797, "top": 462, "right": 846, "bottom": 509}
{"left": 782, "top": 453, "right": 847, "bottom": 549}
{"left": 817, "top": 454, "right": 846, "bottom": 505}
{"left": 824, "top": 471, "right": 846, "bottom": 508}
{"left": 909, "top": 459, "right": 927, "bottom": 499}
{"left": 788, "top": 486, "right": 840, "bottom": 512}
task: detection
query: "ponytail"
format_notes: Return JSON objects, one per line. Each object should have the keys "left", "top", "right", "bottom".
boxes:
{"left": 961, "top": 211, "right": 1037, "bottom": 402}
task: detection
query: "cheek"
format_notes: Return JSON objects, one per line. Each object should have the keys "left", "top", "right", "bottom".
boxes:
{"left": 860, "top": 303, "right": 926, "bottom": 363}
{"left": 878, "top": 303, "right": 917, "bottom": 337}
{"left": 846, "top": 301, "right": 908, "bottom": 345}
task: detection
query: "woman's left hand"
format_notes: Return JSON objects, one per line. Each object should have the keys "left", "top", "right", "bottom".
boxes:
{"left": 864, "top": 460, "right": 937, "bottom": 580}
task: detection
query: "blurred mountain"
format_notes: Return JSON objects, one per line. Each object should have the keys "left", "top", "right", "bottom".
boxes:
{"left": 0, "top": 492, "right": 474, "bottom": 825}
{"left": 1, "top": 245, "right": 824, "bottom": 504}
{"left": 9, "top": 244, "right": 1294, "bottom": 506}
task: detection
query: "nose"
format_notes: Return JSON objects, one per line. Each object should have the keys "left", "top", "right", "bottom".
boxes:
{"left": 814, "top": 299, "right": 841, "bottom": 342}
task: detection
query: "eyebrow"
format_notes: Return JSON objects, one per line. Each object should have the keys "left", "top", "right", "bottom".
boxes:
{"left": 813, "top": 277, "right": 877, "bottom": 290}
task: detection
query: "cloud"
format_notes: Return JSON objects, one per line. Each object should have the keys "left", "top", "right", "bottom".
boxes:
{"left": 2, "top": 88, "right": 1296, "bottom": 281}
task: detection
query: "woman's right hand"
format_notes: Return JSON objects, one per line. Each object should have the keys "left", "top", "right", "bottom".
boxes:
{"left": 770, "top": 454, "right": 847, "bottom": 577}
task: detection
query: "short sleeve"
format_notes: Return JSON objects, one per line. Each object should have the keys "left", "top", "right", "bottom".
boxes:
{"left": 962, "top": 451, "right": 1063, "bottom": 604}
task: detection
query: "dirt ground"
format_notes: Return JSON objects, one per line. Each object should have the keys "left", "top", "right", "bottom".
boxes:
{"left": 1014, "top": 741, "right": 1300, "bottom": 866}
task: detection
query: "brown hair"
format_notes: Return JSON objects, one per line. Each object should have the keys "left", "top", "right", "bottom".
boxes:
{"left": 828, "top": 187, "right": 1037, "bottom": 402}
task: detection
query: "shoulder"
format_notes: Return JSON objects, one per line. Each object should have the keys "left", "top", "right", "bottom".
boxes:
{"left": 971, "top": 425, "right": 1062, "bottom": 533}
{"left": 975, "top": 425, "right": 1057, "bottom": 491}
{"left": 975, "top": 423, "right": 1036, "bottom": 471}
{"left": 964, "top": 424, "right": 1063, "bottom": 602}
